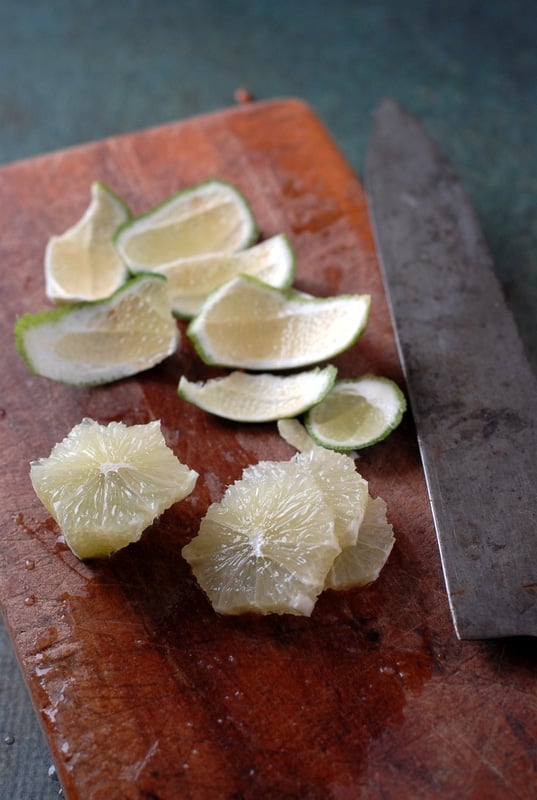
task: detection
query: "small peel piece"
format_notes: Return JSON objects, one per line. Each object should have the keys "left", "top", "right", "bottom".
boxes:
{"left": 305, "top": 375, "right": 407, "bottom": 450}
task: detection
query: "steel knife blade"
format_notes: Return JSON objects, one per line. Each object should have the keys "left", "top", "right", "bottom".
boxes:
{"left": 365, "top": 98, "right": 537, "bottom": 639}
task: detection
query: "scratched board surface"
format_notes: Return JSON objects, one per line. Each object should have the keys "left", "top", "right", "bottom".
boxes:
{"left": 0, "top": 99, "right": 535, "bottom": 800}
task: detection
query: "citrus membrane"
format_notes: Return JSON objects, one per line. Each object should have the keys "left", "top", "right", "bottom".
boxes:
{"left": 178, "top": 365, "right": 337, "bottom": 423}
{"left": 14, "top": 273, "right": 178, "bottom": 386}
{"left": 30, "top": 418, "right": 198, "bottom": 560}
{"left": 115, "top": 179, "right": 258, "bottom": 269}
{"left": 182, "top": 459, "right": 340, "bottom": 616}
{"left": 45, "top": 181, "right": 131, "bottom": 304}
{"left": 324, "top": 496, "right": 395, "bottom": 590}
{"left": 187, "top": 274, "right": 371, "bottom": 370}
{"left": 305, "top": 375, "right": 406, "bottom": 450}
{"left": 134, "top": 233, "right": 295, "bottom": 318}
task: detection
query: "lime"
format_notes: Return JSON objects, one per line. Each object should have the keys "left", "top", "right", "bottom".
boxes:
{"left": 115, "top": 179, "right": 258, "bottom": 269}
{"left": 305, "top": 375, "right": 406, "bottom": 450}
{"left": 45, "top": 182, "right": 131, "bottom": 304}
{"left": 141, "top": 233, "right": 295, "bottom": 318}
{"left": 187, "top": 275, "right": 371, "bottom": 370}
{"left": 178, "top": 365, "right": 337, "bottom": 423}
{"left": 30, "top": 418, "right": 198, "bottom": 560}
{"left": 182, "top": 459, "right": 340, "bottom": 616}
{"left": 14, "top": 273, "right": 179, "bottom": 386}
{"left": 277, "top": 419, "right": 369, "bottom": 548}
{"left": 324, "top": 496, "right": 395, "bottom": 590}
{"left": 295, "top": 446, "right": 369, "bottom": 549}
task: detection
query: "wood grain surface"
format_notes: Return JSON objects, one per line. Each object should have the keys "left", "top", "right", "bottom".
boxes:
{"left": 0, "top": 98, "right": 535, "bottom": 800}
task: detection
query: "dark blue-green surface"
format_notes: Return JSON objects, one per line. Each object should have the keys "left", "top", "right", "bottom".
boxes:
{"left": 1, "top": 1, "right": 536, "bottom": 796}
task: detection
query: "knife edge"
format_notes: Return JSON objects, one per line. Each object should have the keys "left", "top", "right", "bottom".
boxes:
{"left": 364, "top": 98, "right": 537, "bottom": 639}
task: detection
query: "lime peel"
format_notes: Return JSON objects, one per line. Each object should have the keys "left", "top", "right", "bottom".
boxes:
{"left": 115, "top": 179, "right": 258, "bottom": 269}
{"left": 135, "top": 232, "right": 296, "bottom": 319}
{"left": 305, "top": 375, "right": 407, "bottom": 450}
{"left": 178, "top": 365, "right": 337, "bottom": 423}
{"left": 14, "top": 273, "right": 179, "bottom": 386}
{"left": 45, "top": 181, "right": 131, "bottom": 304}
{"left": 187, "top": 274, "right": 371, "bottom": 371}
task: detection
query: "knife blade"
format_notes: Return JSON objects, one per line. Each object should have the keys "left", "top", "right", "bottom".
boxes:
{"left": 365, "top": 98, "right": 537, "bottom": 640}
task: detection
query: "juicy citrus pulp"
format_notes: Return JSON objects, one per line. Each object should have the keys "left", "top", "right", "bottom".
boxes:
{"left": 187, "top": 274, "right": 371, "bottom": 370}
{"left": 178, "top": 365, "right": 337, "bottom": 422}
{"left": 14, "top": 273, "right": 179, "bottom": 386}
{"left": 135, "top": 233, "right": 295, "bottom": 318}
{"left": 115, "top": 179, "right": 258, "bottom": 269}
{"left": 278, "top": 417, "right": 395, "bottom": 590}
{"left": 182, "top": 420, "right": 392, "bottom": 616}
{"left": 293, "top": 446, "right": 369, "bottom": 549}
{"left": 30, "top": 418, "right": 198, "bottom": 560}
{"left": 324, "top": 495, "right": 394, "bottom": 590}
{"left": 182, "top": 459, "right": 340, "bottom": 616}
{"left": 45, "top": 182, "right": 131, "bottom": 304}
{"left": 305, "top": 375, "right": 406, "bottom": 450}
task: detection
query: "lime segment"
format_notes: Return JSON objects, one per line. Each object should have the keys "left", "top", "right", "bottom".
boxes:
{"left": 30, "top": 418, "right": 198, "bottom": 560}
{"left": 182, "top": 459, "right": 340, "bottom": 616}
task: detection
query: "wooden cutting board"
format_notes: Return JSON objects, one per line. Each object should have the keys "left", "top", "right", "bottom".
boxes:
{"left": 0, "top": 98, "right": 535, "bottom": 800}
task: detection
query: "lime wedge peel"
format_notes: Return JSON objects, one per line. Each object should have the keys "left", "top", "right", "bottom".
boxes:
{"left": 45, "top": 181, "right": 131, "bottom": 304}
{"left": 115, "top": 179, "right": 258, "bottom": 269}
{"left": 144, "top": 233, "right": 296, "bottom": 318}
{"left": 30, "top": 418, "right": 198, "bottom": 560}
{"left": 178, "top": 364, "right": 337, "bottom": 423}
{"left": 187, "top": 274, "right": 371, "bottom": 371}
{"left": 14, "top": 273, "right": 179, "bottom": 386}
{"left": 305, "top": 375, "right": 406, "bottom": 450}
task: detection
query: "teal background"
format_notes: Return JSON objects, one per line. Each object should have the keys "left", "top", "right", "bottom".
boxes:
{"left": 1, "top": 0, "right": 535, "bottom": 796}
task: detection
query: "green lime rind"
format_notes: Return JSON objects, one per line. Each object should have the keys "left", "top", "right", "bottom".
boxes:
{"left": 92, "top": 180, "right": 133, "bottom": 219}
{"left": 305, "top": 375, "right": 407, "bottom": 451}
{"left": 178, "top": 364, "right": 337, "bottom": 423}
{"left": 114, "top": 178, "right": 259, "bottom": 268}
{"left": 187, "top": 274, "right": 371, "bottom": 371}
{"left": 14, "top": 272, "right": 177, "bottom": 387}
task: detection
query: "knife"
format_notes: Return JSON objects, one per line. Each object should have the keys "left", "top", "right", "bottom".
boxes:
{"left": 365, "top": 98, "right": 537, "bottom": 640}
